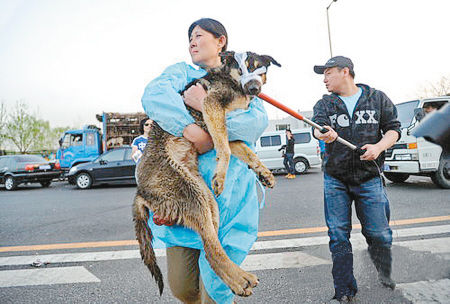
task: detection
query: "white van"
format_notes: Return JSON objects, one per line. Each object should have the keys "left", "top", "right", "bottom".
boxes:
{"left": 255, "top": 128, "right": 321, "bottom": 174}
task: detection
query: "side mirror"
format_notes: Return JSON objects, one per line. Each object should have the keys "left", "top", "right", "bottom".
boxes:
{"left": 58, "top": 138, "right": 63, "bottom": 147}
{"left": 414, "top": 108, "right": 425, "bottom": 122}
{"left": 99, "top": 159, "right": 107, "bottom": 165}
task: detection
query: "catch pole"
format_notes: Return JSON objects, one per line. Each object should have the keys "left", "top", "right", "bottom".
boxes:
{"left": 258, "top": 93, "right": 361, "bottom": 153}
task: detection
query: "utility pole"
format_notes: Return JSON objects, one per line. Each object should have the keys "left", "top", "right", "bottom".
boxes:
{"left": 326, "top": 0, "right": 338, "bottom": 57}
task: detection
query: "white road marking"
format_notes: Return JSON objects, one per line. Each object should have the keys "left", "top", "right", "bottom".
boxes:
{"left": 0, "top": 266, "right": 100, "bottom": 288}
{"left": 0, "top": 249, "right": 164, "bottom": 267}
{"left": 397, "top": 279, "right": 450, "bottom": 304}
{"left": 242, "top": 251, "right": 330, "bottom": 271}
{"left": 1, "top": 224, "right": 449, "bottom": 267}
{"left": 251, "top": 224, "right": 450, "bottom": 251}
{"left": 396, "top": 237, "right": 450, "bottom": 260}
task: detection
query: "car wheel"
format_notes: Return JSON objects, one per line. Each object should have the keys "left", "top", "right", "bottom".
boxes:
{"left": 431, "top": 157, "right": 450, "bottom": 189}
{"left": 5, "top": 176, "right": 17, "bottom": 191}
{"left": 76, "top": 173, "right": 92, "bottom": 189}
{"left": 40, "top": 181, "right": 52, "bottom": 188}
{"left": 294, "top": 158, "right": 308, "bottom": 174}
{"left": 384, "top": 172, "right": 410, "bottom": 183}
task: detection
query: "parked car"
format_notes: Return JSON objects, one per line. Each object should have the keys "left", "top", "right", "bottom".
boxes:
{"left": 0, "top": 154, "right": 62, "bottom": 190}
{"left": 255, "top": 128, "right": 321, "bottom": 174}
{"left": 67, "top": 146, "right": 136, "bottom": 189}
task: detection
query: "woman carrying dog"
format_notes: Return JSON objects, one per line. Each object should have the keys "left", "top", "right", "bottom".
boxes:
{"left": 141, "top": 18, "right": 269, "bottom": 303}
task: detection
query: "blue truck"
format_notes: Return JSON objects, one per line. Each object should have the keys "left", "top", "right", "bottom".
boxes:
{"left": 56, "top": 112, "right": 147, "bottom": 172}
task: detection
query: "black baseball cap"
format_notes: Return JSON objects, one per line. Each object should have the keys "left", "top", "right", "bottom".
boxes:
{"left": 314, "top": 56, "right": 354, "bottom": 74}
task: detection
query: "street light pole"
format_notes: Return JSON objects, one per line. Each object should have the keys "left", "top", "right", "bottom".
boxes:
{"left": 326, "top": 0, "right": 338, "bottom": 57}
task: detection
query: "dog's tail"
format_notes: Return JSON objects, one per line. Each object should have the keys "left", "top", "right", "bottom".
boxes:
{"left": 133, "top": 193, "right": 164, "bottom": 295}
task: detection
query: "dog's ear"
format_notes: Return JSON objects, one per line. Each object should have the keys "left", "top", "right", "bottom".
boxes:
{"left": 220, "top": 51, "right": 236, "bottom": 65}
{"left": 262, "top": 55, "right": 281, "bottom": 68}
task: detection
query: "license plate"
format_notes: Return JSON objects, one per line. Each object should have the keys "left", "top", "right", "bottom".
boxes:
{"left": 39, "top": 165, "right": 51, "bottom": 170}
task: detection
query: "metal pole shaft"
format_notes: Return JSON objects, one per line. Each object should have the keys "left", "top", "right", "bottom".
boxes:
{"left": 327, "top": 8, "right": 333, "bottom": 57}
{"left": 301, "top": 116, "right": 358, "bottom": 150}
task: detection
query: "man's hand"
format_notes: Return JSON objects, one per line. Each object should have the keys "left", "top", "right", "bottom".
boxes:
{"left": 183, "top": 124, "right": 214, "bottom": 154}
{"left": 183, "top": 83, "right": 207, "bottom": 112}
{"left": 314, "top": 126, "right": 338, "bottom": 143}
{"left": 360, "top": 143, "right": 383, "bottom": 161}
{"left": 360, "top": 130, "right": 399, "bottom": 161}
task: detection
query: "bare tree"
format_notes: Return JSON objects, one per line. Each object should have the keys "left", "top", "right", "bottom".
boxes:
{"left": 4, "top": 101, "right": 47, "bottom": 153}
{"left": 417, "top": 76, "right": 450, "bottom": 99}
{"left": 36, "top": 126, "right": 71, "bottom": 151}
{"left": 0, "top": 100, "right": 7, "bottom": 149}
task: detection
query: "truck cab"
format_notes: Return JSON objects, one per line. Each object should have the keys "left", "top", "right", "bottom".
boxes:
{"left": 56, "top": 126, "right": 102, "bottom": 170}
{"left": 384, "top": 96, "right": 449, "bottom": 188}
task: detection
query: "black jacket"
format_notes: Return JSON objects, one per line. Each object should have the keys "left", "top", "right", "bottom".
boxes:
{"left": 312, "top": 84, "right": 401, "bottom": 184}
{"left": 286, "top": 137, "right": 295, "bottom": 154}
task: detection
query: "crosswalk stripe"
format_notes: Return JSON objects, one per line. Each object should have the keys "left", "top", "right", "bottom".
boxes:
{"left": 252, "top": 224, "right": 450, "bottom": 251}
{"left": 242, "top": 251, "right": 330, "bottom": 271}
{"left": 0, "top": 266, "right": 100, "bottom": 288}
{"left": 396, "top": 237, "right": 450, "bottom": 260}
{"left": 0, "top": 249, "right": 164, "bottom": 267}
{"left": 397, "top": 279, "right": 450, "bottom": 303}
{"left": 1, "top": 224, "right": 449, "bottom": 267}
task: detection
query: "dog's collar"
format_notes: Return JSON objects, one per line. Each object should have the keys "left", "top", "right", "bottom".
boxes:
{"left": 234, "top": 52, "right": 266, "bottom": 88}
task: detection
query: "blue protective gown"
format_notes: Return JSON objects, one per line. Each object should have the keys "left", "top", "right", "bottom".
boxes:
{"left": 141, "top": 62, "right": 268, "bottom": 303}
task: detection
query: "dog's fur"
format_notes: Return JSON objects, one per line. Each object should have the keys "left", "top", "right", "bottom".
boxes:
{"left": 133, "top": 51, "right": 280, "bottom": 298}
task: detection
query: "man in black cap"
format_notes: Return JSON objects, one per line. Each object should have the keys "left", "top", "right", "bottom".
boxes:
{"left": 311, "top": 56, "right": 401, "bottom": 303}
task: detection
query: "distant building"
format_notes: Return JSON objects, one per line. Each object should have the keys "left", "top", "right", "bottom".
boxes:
{"left": 266, "top": 111, "right": 313, "bottom": 132}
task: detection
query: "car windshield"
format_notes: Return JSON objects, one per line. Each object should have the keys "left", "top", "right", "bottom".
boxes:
{"left": 13, "top": 155, "right": 47, "bottom": 163}
{"left": 396, "top": 100, "right": 420, "bottom": 128}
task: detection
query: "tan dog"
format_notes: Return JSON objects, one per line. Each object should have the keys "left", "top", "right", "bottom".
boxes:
{"left": 133, "top": 51, "right": 280, "bottom": 298}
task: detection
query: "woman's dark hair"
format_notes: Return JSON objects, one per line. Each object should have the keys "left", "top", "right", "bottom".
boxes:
{"left": 139, "top": 117, "right": 150, "bottom": 134}
{"left": 188, "top": 18, "right": 228, "bottom": 51}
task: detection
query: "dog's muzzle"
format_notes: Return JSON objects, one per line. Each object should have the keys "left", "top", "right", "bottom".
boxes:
{"left": 245, "top": 79, "right": 262, "bottom": 96}
{"left": 234, "top": 52, "right": 266, "bottom": 95}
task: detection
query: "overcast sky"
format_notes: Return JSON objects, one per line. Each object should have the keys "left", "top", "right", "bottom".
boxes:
{"left": 1, "top": 0, "right": 449, "bottom": 128}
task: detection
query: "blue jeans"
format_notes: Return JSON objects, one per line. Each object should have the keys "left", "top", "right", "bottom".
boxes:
{"left": 323, "top": 173, "right": 392, "bottom": 299}
{"left": 283, "top": 153, "right": 295, "bottom": 174}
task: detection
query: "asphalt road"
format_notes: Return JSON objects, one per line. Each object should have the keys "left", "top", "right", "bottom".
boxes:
{"left": 1, "top": 167, "right": 449, "bottom": 303}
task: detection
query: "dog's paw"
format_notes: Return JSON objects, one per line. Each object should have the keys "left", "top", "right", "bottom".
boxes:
{"left": 229, "top": 270, "right": 259, "bottom": 297}
{"left": 258, "top": 167, "right": 275, "bottom": 188}
{"left": 212, "top": 173, "right": 225, "bottom": 196}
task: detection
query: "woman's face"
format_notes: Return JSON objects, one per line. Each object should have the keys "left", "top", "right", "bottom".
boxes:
{"left": 189, "top": 25, "right": 224, "bottom": 68}
{"left": 143, "top": 119, "right": 152, "bottom": 133}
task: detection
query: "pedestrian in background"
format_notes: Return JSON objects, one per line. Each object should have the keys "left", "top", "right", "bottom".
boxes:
{"left": 131, "top": 117, "right": 152, "bottom": 163}
{"left": 283, "top": 129, "right": 296, "bottom": 179}
{"left": 319, "top": 139, "right": 326, "bottom": 171}
{"left": 311, "top": 56, "right": 401, "bottom": 303}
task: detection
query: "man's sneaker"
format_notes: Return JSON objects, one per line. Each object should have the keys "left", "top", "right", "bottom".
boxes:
{"left": 379, "top": 273, "right": 396, "bottom": 290}
{"left": 285, "top": 174, "right": 291, "bottom": 178}
{"left": 326, "top": 295, "right": 355, "bottom": 303}
{"left": 289, "top": 174, "right": 296, "bottom": 179}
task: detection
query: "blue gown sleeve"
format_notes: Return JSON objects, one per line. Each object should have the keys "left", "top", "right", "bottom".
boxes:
{"left": 226, "top": 97, "right": 268, "bottom": 144}
{"left": 141, "top": 62, "right": 196, "bottom": 137}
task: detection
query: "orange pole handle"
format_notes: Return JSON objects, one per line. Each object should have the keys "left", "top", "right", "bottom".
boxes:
{"left": 258, "top": 93, "right": 305, "bottom": 121}
{"left": 257, "top": 92, "right": 360, "bottom": 152}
